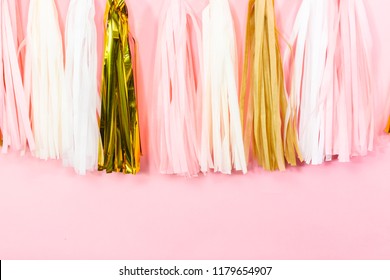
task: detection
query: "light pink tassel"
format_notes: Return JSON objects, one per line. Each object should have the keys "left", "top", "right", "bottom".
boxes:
{"left": 153, "top": 0, "right": 203, "bottom": 176}
{"left": 0, "top": 1, "right": 3, "bottom": 148}
{"left": 337, "top": 0, "right": 374, "bottom": 160}
{"left": 320, "top": 0, "right": 339, "bottom": 162}
{"left": 0, "top": 0, "right": 35, "bottom": 154}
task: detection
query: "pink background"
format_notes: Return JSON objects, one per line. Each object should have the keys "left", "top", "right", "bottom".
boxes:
{"left": 1, "top": 0, "right": 390, "bottom": 259}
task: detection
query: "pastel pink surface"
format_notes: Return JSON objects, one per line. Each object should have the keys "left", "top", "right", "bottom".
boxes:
{"left": 1, "top": 0, "right": 390, "bottom": 259}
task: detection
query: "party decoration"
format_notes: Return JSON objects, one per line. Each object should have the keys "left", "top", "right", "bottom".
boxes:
{"left": 99, "top": 0, "right": 141, "bottom": 174}
{"left": 285, "top": 0, "right": 374, "bottom": 164}
{"left": 200, "top": 0, "right": 247, "bottom": 174}
{"left": 338, "top": 0, "right": 374, "bottom": 160}
{"left": 153, "top": 0, "right": 203, "bottom": 176}
{"left": 24, "top": 0, "right": 64, "bottom": 159}
{"left": 241, "top": 0, "right": 301, "bottom": 171}
{"left": 0, "top": 0, "right": 35, "bottom": 154}
{"left": 63, "top": 0, "right": 100, "bottom": 175}
{"left": 285, "top": 0, "right": 339, "bottom": 164}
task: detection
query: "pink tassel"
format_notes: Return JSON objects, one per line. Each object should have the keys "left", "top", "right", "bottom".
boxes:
{"left": 0, "top": 0, "right": 35, "bottom": 154}
{"left": 153, "top": 0, "right": 203, "bottom": 176}
{"left": 0, "top": 0, "right": 3, "bottom": 148}
{"left": 337, "top": 0, "right": 374, "bottom": 160}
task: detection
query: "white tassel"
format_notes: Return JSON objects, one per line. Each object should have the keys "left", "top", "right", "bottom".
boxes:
{"left": 63, "top": 0, "right": 100, "bottom": 175}
{"left": 24, "top": 0, "right": 65, "bottom": 160}
{"left": 286, "top": 0, "right": 373, "bottom": 164}
{"left": 200, "top": 0, "right": 247, "bottom": 174}
{"left": 286, "top": 0, "right": 337, "bottom": 165}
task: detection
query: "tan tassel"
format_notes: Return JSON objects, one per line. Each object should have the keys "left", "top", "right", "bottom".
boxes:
{"left": 240, "top": 0, "right": 301, "bottom": 171}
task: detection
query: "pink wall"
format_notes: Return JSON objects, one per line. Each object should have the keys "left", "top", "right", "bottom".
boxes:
{"left": 1, "top": 0, "right": 390, "bottom": 260}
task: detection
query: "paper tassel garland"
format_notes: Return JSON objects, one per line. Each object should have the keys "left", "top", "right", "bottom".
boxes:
{"left": 153, "top": 0, "right": 203, "bottom": 176}
{"left": 63, "top": 0, "right": 100, "bottom": 175}
{"left": 200, "top": 0, "right": 247, "bottom": 174}
{"left": 240, "top": 0, "right": 301, "bottom": 171}
{"left": 98, "top": 0, "right": 141, "bottom": 174}
{"left": 0, "top": 0, "right": 35, "bottom": 154}
{"left": 24, "top": 0, "right": 64, "bottom": 159}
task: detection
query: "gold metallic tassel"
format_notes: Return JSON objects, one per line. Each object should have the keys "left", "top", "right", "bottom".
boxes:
{"left": 98, "top": 0, "right": 141, "bottom": 174}
{"left": 240, "top": 0, "right": 301, "bottom": 171}
{"left": 386, "top": 117, "right": 390, "bottom": 134}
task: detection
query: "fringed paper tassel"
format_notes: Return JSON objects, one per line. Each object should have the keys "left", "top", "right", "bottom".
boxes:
{"left": 200, "top": 0, "right": 247, "bottom": 174}
{"left": 337, "top": 0, "right": 374, "bottom": 161}
{"left": 286, "top": 0, "right": 374, "bottom": 163}
{"left": 24, "top": 0, "right": 64, "bottom": 159}
{"left": 153, "top": 0, "right": 203, "bottom": 176}
{"left": 98, "top": 0, "right": 141, "bottom": 174}
{"left": 385, "top": 89, "right": 390, "bottom": 134}
{"left": 241, "top": 0, "right": 300, "bottom": 171}
{"left": 285, "top": 0, "right": 338, "bottom": 165}
{"left": 0, "top": 0, "right": 5, "bottom": 149}
{"left": 63, "top": 0, "right": 100, "bottom": 175}
{"left": 0, "top": 0, "right": 35, "bottom": 154}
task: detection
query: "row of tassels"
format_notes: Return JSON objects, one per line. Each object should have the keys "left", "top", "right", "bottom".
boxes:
{"left": 0, "top": 0, "right": 387, "bottom": 176}
{"left": 153, "top": 0, "right": 382, "bottom": 176}
{"left": 152, "top": 0, "right": 249, "bottom": 176}
{"left": 0, "top": 0, "right": 140, "bottom": 175}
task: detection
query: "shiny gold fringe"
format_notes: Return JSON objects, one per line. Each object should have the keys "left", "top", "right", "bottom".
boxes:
{"left": 386, "top": 117, "right": 390, "bottom": 134}
{"left": 98, "top": 0, "right": 141, "bottom": 174}
{"left": 240, "top": 0, "right": 301, "bottom": 171}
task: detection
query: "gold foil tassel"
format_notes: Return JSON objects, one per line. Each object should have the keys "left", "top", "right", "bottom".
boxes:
{"left": 240, "top": 0, "right": 301, "bottom": 171}
{"left": 386, "top": 117, "right": 390, "bottom": 134}
{"left": 98, "top": 0, "right": 141, "bottom": 174}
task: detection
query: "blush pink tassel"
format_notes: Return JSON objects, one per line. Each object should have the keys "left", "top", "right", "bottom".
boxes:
{"left": 0, "top": 0, "right": 35, "bottom": 154}
{"left": 153, "top": 0, "right": 203, "bottom": 177}
{"left": 337, "top": 0, "right": 374, "bottom": 160}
